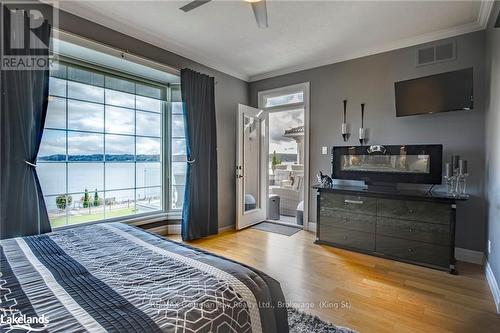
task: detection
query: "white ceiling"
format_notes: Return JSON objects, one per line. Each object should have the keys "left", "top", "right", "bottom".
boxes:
{"left": 58, "top": 1, "right": 494, "bottom": 82}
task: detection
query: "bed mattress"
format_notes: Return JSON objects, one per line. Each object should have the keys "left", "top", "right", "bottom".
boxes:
{"left": 0, "top": 222, "right": 288, "bottom": 332}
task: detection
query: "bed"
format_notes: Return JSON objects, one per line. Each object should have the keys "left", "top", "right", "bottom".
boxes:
{"left": 0, "top": 222, "right": 289, "bottom": 332}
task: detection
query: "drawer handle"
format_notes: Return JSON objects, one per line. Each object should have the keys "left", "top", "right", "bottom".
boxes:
{"left": 342, "top": 235, "right": 348, "bottom": 240}
{"left": 408, "top": 248, "right": 414, "bottom": 253}
{"left": 408, "top": 209, "right": 415, "bottom": 214}
{"left": 344, "top": 199, "right": 364, "bottom": 205}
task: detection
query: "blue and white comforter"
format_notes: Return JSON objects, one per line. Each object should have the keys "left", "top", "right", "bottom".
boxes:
{"left": 0, "top": 223, "right": 288, "bottom": 332}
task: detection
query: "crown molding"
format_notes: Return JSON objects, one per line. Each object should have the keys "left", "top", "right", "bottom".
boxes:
{"left": 58, "top": 1, "right": 494, "bottom": 84}
{"left": 249, "top": 0, "right": 495, "bottom": 82}
{"left": 57, "top": 5, "right": 250, "bottom": 82}
{"left": 249, "top": 5, "right": 494, "bottom": 82}
{"left": 478, "top": 0, "right": 495, "bottom": 28}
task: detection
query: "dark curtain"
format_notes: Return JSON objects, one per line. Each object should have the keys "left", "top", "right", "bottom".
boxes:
{"left": 0, "top": 9, "right": 52, "bottom": 239}
{"left": 180, "top": 69, "right": 218, "bottom": 241}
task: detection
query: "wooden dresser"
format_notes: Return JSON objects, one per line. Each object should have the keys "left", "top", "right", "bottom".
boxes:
{"left": 314, "top": 185, "right": 466, "bottom": 273}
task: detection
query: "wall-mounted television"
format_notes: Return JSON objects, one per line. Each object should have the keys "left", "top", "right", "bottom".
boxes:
{"left": 332, "top": 145, "right": 443, "bottom": 186}
{"left": 395, "top": 68, "right": 473, "bottom": 117}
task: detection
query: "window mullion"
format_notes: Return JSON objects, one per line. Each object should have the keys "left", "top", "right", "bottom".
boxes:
{"left": 165, "top": 97, "right": 171, "bottom": 212}
{"left": 65, "top": 65, "right": 69, "bottom": 227}
{"left": 43, "top": 59, "right": 174, "bottom": 228}
{"left": 103, "top": 77, "right": 107, "bottom": 221}
{"left": 134, "top": 82, "right": 137, "bottom": 216}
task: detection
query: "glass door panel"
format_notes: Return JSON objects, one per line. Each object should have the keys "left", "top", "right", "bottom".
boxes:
{"left": 243, "top": 115, "right": 261, "bottom": 212}
{"left": 236, "top": 105, "right": 266, "bottom": 229}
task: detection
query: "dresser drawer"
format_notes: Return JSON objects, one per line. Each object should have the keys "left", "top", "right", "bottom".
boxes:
{"left": 320, "top": 210, "right": 376, "bottom": 233}
{"left": 376, "top": 235, "right": 450, "bottom": 268}
{"left": 320, "top": 226, "right": 375, "bottom": 252}
{"left": 377, "top": 217, "right": 450, "bottom": 245}
{"left": 320, "top": 192, "right": 377, "bottom": 216}
{"left": 377, "top": 198, "right": 451, "bottom": 225}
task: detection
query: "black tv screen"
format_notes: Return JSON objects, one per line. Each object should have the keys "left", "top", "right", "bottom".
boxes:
{"left": 395, "top": 68, "right": 473, "bottom": 117}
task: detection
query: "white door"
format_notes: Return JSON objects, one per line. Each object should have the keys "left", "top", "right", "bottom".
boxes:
{"left": 236, "top": 104, "right": 267, "bottom": 229}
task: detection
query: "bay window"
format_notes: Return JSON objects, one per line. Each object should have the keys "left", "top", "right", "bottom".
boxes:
{"left": 37, "top": 57, "right": 184, "bottom": 228}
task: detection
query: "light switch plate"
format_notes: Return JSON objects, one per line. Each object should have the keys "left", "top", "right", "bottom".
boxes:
{"left": 322, "top": 146, "right": 328, "bottom": 155}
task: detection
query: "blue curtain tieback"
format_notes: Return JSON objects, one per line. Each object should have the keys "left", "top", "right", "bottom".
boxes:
{"left": 24, "top": 161, "right": 37, "bottom": 168}
{"left": 187, "top": 158, "right": 196, "bottom": 165}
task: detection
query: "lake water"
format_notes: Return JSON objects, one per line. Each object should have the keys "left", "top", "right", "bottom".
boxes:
{"left": 38, "top": 162, "right": 185, "bottom": 211}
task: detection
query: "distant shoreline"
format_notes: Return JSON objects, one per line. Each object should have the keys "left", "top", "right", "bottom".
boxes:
{"left": 38, "top": 154, "right": 160, "bottom": 162}
{"left": 38, "top": 153, "right": 298, "bottom": 163}
{"left": 268, "top": 153, "right": 298, "bottom": 162}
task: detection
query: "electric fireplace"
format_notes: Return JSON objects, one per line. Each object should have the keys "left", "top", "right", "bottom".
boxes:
{"left": 332, "top": 144, "right": 443, "bottom": 186}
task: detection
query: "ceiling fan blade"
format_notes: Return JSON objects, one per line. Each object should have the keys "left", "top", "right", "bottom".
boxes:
{"left": 180, "top": 0, "right": 212, "bottom": 13}
{"left": 251, "top": 0, "right": 268, "bottom": 28}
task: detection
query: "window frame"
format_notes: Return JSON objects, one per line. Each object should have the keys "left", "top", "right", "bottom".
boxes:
{"left": 39, "top": 56, "right": 184, "bottom": 229}
{"left": 259, "top": 85, "right": 305, "bottom": 110}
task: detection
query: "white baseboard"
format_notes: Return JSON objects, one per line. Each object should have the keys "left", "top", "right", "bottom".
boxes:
{"left": 167, "top": 224, "right": 181, "bottom": 235}
{"left": 218, "top": 225, "right": 235, "bottom": 233}
{"left": 167, "top": 224, "right": 234, "bottom": 235}
{"left": 455, "top": 247, "right": 484, "bottom": 264}
{"left": 485, "top": 261, "right": 500, "bottom": 314}
{"left": 146, "top": 225, "right": 169, "bottom": 235}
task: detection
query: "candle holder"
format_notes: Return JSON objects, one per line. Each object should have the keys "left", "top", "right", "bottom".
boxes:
{"left": 454, "top": 168, "right": 461, "bottom": 196}
{"left": 443, "top": 175, "right": 455, "bottom": 195}
{"left": 444, "top": 158, "right": 468, "bottom": 198}
{"left": 457, "top": 173, "right": 468, "bottom": 197}
{"left": 444, "top": 168, "right": 461, "bottom": 197}
{"left": 341, "top": 100, "right": 350, "bottom": 142}
{"left": 359, "top": 103, "right": 367, "bottom": 145}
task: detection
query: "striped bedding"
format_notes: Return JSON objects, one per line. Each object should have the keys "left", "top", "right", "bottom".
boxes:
{"left": 0, "top": 223, "right": 288, "bottom": 333}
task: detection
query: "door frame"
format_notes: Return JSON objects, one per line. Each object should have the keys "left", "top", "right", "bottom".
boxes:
{"left": 257, "top": 82, "right": 310, "bottom": 231}
{"left": 236, "top": 104, "right": 268, "bottom": 230}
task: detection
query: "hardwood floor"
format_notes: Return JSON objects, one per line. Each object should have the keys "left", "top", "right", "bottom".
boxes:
{"left": 167, "top": 228, "right": 499, "bottom": 333}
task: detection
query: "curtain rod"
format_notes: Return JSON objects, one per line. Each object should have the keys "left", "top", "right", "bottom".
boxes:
{"left": 52, "top": 28, "right": 181, "bottom": 77}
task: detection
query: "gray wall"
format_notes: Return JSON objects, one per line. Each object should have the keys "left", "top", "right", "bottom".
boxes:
{"left": 55, "top": 11, "right": 247, "bottom": 229}
{"left": 485, "top": 3, "right": 500, "bottom": 287}
{"left": 249, "top": 31, "right": 487, "bottom": 251}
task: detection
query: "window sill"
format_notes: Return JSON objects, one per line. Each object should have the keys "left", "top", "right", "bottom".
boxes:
{"left": 128, "top": 212, "right": 181, "bottom": 227}
{"left": 52, "top": 211, "right": 182, "bottom": 231}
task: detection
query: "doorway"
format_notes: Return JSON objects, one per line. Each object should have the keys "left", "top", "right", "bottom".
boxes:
{"left": 267, "top": 109, "right": 304, "bottom": 225}
{"left": 259, "top": 83, "right": 310, "bottom": 229}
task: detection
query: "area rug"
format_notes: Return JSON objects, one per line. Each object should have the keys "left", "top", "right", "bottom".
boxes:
{"left": 288, "top": 307, "right": 357, "bottom": 333}
{"left": 252, "top": 221, "right": 302, "bottom": 236}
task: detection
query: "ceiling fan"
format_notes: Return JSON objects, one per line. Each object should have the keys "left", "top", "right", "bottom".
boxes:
{"left": 180, "top": 0, "right": 268, "bottom": 28}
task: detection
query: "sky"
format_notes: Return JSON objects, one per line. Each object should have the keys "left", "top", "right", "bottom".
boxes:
{"left": 40, "top": 80, "right": 184, "bottom": 158}
{"left": 42, "top": 78, "right": 303, "bottom": 159}
{"left": 268, "top": 109, "right": 304, "bottom": 155}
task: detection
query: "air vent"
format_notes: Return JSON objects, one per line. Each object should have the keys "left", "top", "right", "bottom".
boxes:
{"left": 417, "top": 47, "right": 434, "bottom": 65}
{"left": 435, "top": 43, "right": 454, "bottom": 61}
{"left": 416, "top": 41, "right": 456, "bottom": 66}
